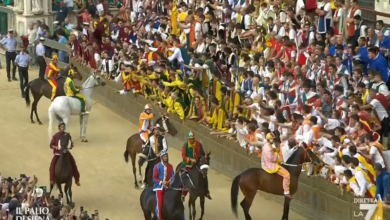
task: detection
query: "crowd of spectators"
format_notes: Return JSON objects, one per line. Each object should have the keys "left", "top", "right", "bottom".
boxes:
{"left": 10, "top": 0, "right": 390, "bottom": 200}
{"left": 0, "top": 174, "right": 102, "bottom": 220}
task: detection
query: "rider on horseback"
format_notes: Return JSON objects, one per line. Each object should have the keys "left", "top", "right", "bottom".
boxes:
{"left": 45, "top": 54, "right": 61, "bottom": 101}
{"left": 139, "top": 104, "right": 154, "bottom": 147}
{"left": 153, "top": 150, "right": 174, "bottom": 220}
{"left": 140, "top": 125, "right": 167, "bottom": 189}
{"left": 49, "top": 121, "right": 81, "bottom": 186}
{"left": 64, "top": 72, "right": 89, "bottom": 115}
{"left": 261, "top": 131, "right": 292, "bottom": 199}
{"left": 181, "top": 131, "right": 212, "bottom": 200}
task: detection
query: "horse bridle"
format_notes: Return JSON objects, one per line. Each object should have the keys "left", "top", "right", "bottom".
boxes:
{"left": 145, "top": 146, "right": 159, "bottom": 162}
{"left": 80, "top": 75, "right": 103, "bottom": 90}
{"left": 170, "top": 169, "right": 195, "bottom": 191}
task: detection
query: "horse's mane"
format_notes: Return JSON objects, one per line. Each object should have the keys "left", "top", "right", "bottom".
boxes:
{"left": 59, "top": 133, "right": 71, "bottom": 150}
{"left": 285, "top": 147, "right": 301, "bottom": 164}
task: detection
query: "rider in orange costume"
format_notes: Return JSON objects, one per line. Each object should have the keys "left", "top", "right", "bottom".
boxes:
{"left": 139, "top": 104, "right": 155, "bottom": 146}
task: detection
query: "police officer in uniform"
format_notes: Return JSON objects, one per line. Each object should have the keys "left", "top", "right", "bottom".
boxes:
{"left": 15, "top": 45, "right": 31, "bottom": 98}
{"left": 36, "top": 37, "right": 47, "bottom": 79}
{"left": 0, "top": 29, "right": 18, "bottom": 82}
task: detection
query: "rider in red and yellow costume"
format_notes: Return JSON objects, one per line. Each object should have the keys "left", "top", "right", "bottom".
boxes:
{"left": 45, "top": 55, "right": 61, "bottom": 101}
{"left": 139, "top": 104, "right": 155, "bottom": 146}
{"left": 49, "top": 122, "right": 80, "bottom": 185}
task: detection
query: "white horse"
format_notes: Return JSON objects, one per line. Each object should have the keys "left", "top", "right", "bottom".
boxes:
{"left": 48, "top": 72, "right": 106, "bottom": 142}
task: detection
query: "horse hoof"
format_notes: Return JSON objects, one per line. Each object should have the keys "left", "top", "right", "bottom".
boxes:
{"left": 31, "top": 120, "right": 35, "bottom": 124}
{"left": 38, "top": 122, "right": 43, "bottom": 125}
{"left": 135, "top": 185, "right": 139, "bottom": 189}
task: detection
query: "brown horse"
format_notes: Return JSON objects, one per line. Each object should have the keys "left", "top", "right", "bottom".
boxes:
{"left": 230, "top": 140, "right": 320, "bottom": 220}
{"left": 124, "top": 116, "right": 178, "bottom": 188}
{"left": 49, "top": 132, "right": 74, "bottom": 205}
{"left": 25, "top": 66, "right": 82, "bottom": 124}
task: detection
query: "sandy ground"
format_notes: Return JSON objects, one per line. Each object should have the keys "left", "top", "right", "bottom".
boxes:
{"left": 0, "top": 67, "right": 308, "bottom": 220}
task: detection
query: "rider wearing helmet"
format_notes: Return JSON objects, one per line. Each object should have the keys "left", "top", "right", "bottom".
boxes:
{"left": 65, "top": 71, "right": 89, "bottom": 114}
{"left": 139, "top": 104, "right": 155, "bottom": 147}
{"left": 45, "top": 54, "right": 61, "bottom": 101}
{"left": 153, "top": 150, "right": 174, "bottom": 220}
{"left": 262, "top": 131, "right": 291, "bottom": 199}
{"left": 49, "top": 122, "right": 81, "bottom": 186}
{"left": 181, "top": 131, "right": 212, "bottom": 200}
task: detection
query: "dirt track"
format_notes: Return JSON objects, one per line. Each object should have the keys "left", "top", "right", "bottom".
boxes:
{"left": 0, "top": 67, "right": 308, "bottom": 220}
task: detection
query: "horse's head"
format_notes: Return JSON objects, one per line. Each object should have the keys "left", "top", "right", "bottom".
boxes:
{"left": 72, "top": 67, "right": 83, "bottom": 81}
{"left": 175, "top": 169, "right": 195, "bottom": 190}
{"left": 138, "top": 146, "right": 153, "bottom": 166}
{"left": 59, "top": 133, "right": 72, "bottom": 155}
{"left": 285, "top": 141, "right": 321, "bottom": 165}
{"left": 197, "top": 152, "right": 211, "bottom": 178}
{"left": 155, "top": 116, "right": 178, "bottom": 137}
{"left": 84, "top": 72, "right": 106, "bottom": 89}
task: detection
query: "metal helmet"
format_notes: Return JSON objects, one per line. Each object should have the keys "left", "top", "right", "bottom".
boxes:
{"left": 144, "top": 104, "right": 152, "bottom": 110}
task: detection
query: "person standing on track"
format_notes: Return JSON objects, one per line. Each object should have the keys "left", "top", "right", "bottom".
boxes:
{"left": 153, "top": 150, "right": 174, "bottom": 220}
{"left": 36, "top": 37, "right": 47, "bottom": 79}
{"left": 14, "top": 45, "right": 31, "bottom": 98}
{"left": 0, "top": 29, "right": 18, "bottom": 82}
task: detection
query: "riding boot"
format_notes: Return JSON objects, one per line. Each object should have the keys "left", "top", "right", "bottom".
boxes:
{"left": 69, "top": 153, "right": 81, "bottom": 186}
{"left": 204, "top": 177, "right": 212, "bottom": 200}
{"left": 50, "top": 155, "right": 60, "bottom": 184}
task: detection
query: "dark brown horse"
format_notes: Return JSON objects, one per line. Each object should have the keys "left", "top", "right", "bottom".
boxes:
{"left": 49, "top": 132, "right": 74, "bottom": 205}
{"left": 25, "top": 66, "right": 82, "bottom": 124}
{"left": 176, "top": 153, "right": 211, "bottom": 220}
{"left": 124, "top": 116, "right": 178, "bottom": 188}
{"left": 230, "top": 140, "right": 320, "bottom": 220}
{"left": 138, "top": 144, "right": 162, "bottom": 187}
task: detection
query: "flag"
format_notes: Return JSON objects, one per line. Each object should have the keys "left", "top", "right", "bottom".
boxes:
{"left": 171, "top": 1, "right": 178, "bottom": 36}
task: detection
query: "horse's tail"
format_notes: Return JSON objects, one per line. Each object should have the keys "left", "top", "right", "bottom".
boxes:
{"left": 25, "top": 81, "right": 31, "bottom": 107}
{"left": 231, "top": 174, "right": 241, "bottom": 218}
{"left": 48, "top": 104, "right": 56, "bottom": 140}
{"left": 124, "top": 149, "right": 129, "bottom": 163}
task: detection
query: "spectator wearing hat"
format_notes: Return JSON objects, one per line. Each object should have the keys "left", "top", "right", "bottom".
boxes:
{"left": 15, "top": 45, "right": 31, "bottom": 98}
{"left": 1, "top": 29, "right": 18, "bottom": 82}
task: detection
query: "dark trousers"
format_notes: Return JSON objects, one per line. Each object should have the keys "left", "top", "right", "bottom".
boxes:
{"left": 5, "top": 51, "right": 16, "bottom": 79}
{"left": 381, "top": 117, "right": 389, "bottom": 138}
{"left": 37, "top": 56, "right": 46, "bottom": 79}
{"left": 18, "top": 66, "right": 29, "bottom": 97}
